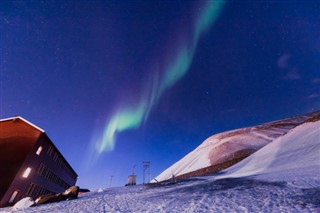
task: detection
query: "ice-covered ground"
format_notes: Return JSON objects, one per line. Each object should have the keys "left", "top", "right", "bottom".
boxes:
{"left": 1, "top": 120, "right": 319, "bottom": 212}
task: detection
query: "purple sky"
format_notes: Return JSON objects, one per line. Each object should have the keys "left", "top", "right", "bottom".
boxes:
{"left": 1, "top": 0, "right": 319, "bottom": 189}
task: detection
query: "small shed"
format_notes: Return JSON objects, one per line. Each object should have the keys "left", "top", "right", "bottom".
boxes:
{"left": 127, "top": 175, "right": 136, "bottom": 186}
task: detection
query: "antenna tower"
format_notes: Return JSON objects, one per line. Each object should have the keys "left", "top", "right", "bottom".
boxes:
{"left": 142, "top": 161, "right": 150, "bottom": 184}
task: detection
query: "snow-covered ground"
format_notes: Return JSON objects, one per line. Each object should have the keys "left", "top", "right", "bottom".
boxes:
{"left": 1, "top": 120, "right": 319, "bottom": 212}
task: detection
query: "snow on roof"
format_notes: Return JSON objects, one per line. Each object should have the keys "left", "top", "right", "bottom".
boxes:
{"left": 0, "top": 116, "right": 45, "bottom": 133}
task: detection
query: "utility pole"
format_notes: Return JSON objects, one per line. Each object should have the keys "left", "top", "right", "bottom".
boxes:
{"left": 109, "top": 175, "right": 114, "bottom": 188}
{"left": 132, "top": 164, "right": 136, "bottom": 175}
{"left": 142, "top": 161, "right": 150, "bottom": 184}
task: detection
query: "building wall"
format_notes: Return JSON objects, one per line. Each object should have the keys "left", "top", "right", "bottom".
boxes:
{"left": 0, "top": 118, "right": 40, "bottom": 207}
{"left": 1, "top": 133, "right": 77, "bottom": 207}
{"left": 0, "top": 137, "right": 34, "bottom": 205}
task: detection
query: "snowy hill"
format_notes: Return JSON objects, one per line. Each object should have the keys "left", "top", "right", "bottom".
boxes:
{"left": 154, "top": 111, "right": 320, "bottom": 182}
{"left": 217, "top": 119, "right": 320, "bottom": 183}
{"left": 1, "top": 119, "right": 319, "bottom": 212}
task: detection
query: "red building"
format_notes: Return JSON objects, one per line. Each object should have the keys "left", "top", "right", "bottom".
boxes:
{"left": 0, "top": 116, "right": 78, "bottom": 207}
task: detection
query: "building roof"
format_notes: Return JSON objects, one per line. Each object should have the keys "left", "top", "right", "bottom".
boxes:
{"left": 0, "top": 116, "right": 78, "bottom": 175}
{"left": 0, "top": 116, "right": 45, "bottom": 133}
{"left": 0, "top": 116, "right": 78, "bottom": 200}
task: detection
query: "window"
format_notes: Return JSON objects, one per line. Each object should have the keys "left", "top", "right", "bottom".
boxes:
{"left": 37, "top": 164, "right": 45, "bottom": 175}
{"left": 26, "top": 183, "right": 52, "bottom": 198}
{"left": 9, "top": 190, "right": 19, "bottom": 203}
{"left": 22, "top": 167, "right": 32, "bottom": 178}
{"left": 47, "top": 146, "right": 53, "bottom": 156}
{"left": 36, "top": 146, "right": 43, "bottom": 155}
{"left": 53, "top": 152, "right": 58, "bottom": 161}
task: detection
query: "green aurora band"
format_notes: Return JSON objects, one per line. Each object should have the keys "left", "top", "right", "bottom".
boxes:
{"left": 97, "top": 0, "right": 226, "bottom": 153}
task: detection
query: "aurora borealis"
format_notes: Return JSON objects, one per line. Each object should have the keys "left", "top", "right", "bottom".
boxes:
{"left": 97, "top": 0, "right": 226, "bottom": 154}
{"left": 1, "top": 0, "right": 319, "bottom": 188}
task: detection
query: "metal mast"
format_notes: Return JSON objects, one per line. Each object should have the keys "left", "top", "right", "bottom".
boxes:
{"left": 109, "top": 175, "right": 114, "bottom": 188}
{"left": 142, "top": 161, "right": 150, "bottom": 184}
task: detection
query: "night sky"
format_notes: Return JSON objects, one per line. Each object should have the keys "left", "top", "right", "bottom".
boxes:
{"left": 1, "top": 0, "right": 319, "bottom": 189}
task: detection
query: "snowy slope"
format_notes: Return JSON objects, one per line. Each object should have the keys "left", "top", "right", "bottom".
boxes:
{"left": 217, "top": 120, "right": 320, "bottom": 184}
{"left": 154, "top": 111, "right": 319, "bottom": 182}
{"left": 1, "top": 119, "right": 319, "bottom": 212}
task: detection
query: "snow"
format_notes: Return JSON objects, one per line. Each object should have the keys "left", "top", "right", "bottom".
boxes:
{"left": 218, "top": 120, "right": 320, "bottom": 183}
{"left": 12, "top": 197, "right": 34, "bottom": 210}
{"left": 1, "top": 120, "right": 319, "bottom": 212}
{"left": 154, "top": 112, "right": 318, "bottom": 182}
